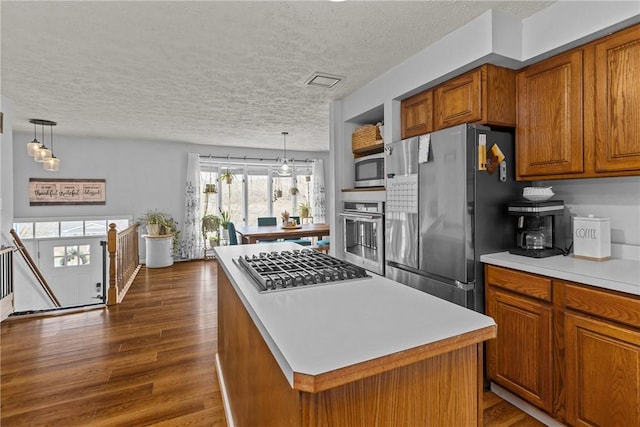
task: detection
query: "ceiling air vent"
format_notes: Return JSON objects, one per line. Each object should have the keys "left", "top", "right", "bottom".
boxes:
{"left": 305, "top": 72, "right": 343, "bottom": 88}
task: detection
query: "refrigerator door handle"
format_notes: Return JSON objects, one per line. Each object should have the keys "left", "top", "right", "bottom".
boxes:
{"left": 455, "top": 280, "right": 475, "bottom": 291}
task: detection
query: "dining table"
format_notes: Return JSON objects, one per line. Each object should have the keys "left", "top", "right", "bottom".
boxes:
{"left": 234, "top": 222, "right": 330, "bottom": 245}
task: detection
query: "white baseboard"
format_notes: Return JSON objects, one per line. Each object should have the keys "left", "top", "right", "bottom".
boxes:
{"left": 215, "top": 352, "right": 235, "bottom": 427}
{"left": 490, "top": 382, "right": 567, "bottom": 427}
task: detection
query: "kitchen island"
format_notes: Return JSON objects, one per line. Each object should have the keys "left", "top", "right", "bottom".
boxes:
{"left": 214, "top": 242, "right": 497, "bottom": 427}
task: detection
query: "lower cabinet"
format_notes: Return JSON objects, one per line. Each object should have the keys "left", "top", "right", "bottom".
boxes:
{"left": 485, "top": 267, "right": 553, "bottom": 413}
{"left": 485, "top": 265, "right": 640, "bottom": 426}
{"left": 565, "top": 312, "right": 640, "bottom": 426}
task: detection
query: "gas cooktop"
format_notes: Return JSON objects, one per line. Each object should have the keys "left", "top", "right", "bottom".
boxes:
{"left": 235, "top": 249, "right": 371, "bottom": 293}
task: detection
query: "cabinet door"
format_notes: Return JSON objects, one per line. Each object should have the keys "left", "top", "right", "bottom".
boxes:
{"left": 565, "top": 312, "right": 640, "bottom": 426}
{"left": 486, "top": 287, "right": 553, "bottom": 412}
{"left": 516, "top": 50, "right": 584, "bottom": 178}
{"left": 401, "top": 90, "right": 433, "bottom": 139}
{"left": 593, "top": 25, "right": 640, "bottom": 172}
{"left": 434, "top": 68, "right": 481, "bottom": 129}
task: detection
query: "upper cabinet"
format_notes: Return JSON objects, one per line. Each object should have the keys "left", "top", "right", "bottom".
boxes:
{"left": 401, "top": 90, "right": 433, "bottom": 139}
{"left": 517, "top": 23, "right": 640, "bottom": 180}
{"left": 400, "top": 64, "right": 515, "bottom": 139}
{"left": 516, "top": 50, "right": 584, "bottom": 178}
{"left": 433, "top": 64, "right": 516, "bottom": 130}
{"left": 592, "top": 25, "right": 640, "bottom": 173}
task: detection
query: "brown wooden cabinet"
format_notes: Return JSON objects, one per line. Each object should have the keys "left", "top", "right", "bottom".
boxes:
{"left": 516, "top": 23, "right": 640, "bottom": 180}
{"left": 485, "top": 264, "right": 640, "bottom": 426}
{"left": 433, "top": 64, "right": 516, "bottom": 130}
{"left": 565, "top": 312, "right": 640, "bottom": 426}
{"left": 399, "top": 64, "right": 515, "bottom": 139}
{"left": 401, "top": 90, "right": 433, "bottom": 139}
{"left": 562, "top": 281, "right": 640, "bottom": 427}
{"left": 592, "top": 24, "right": 640, "bottom": 173}
{"left": 485, "top": 266, "right": 553, "bottom": 413}
{"left": 516, "top": 50, "right": 584, "bottom": 178}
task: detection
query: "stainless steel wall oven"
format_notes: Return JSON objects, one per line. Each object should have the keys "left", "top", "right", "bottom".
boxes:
{"left": 340, "top": 201, "right": 384, "bottom": 275}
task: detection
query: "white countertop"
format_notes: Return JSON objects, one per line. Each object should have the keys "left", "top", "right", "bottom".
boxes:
{"left": 481, "top": 251, "right": 640, "bottom": 296}
{"left": 214, "top": 242, "right": 496, "bottom": 387}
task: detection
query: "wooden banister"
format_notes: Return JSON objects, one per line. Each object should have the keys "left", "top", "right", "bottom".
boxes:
{"left": 107, "top": 223, "right": 141, "bottom": 305}
{"left": 9, "top": 229, "right": 61, "bottom": 307}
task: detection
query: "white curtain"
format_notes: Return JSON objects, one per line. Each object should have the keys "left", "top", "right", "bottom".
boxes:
{"left": 181, "top": 153, "right": 203, "bottom": 260}
{"left": 311, "top": 159, "right": 326, "bottom": 223}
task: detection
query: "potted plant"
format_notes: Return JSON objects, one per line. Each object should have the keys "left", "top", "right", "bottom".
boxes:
{"left": 220, "top": 169, "right": 235, "bottom": 185}
{"left": 289, "top": 186, "right": 299, "bottom": 196}
{"left": 203, "top": 183, "right": 217, "bottom": 194}
{"left": 281, "top": 210, "right": 290, "bottom": 226}
{"left": 298, "top": 201, "right": 311, "bottom": 219}
{"left": 141, "top": 210, "right": 167, "bottom": 236}
{"left": 219, "top": 208, "right": 231, "bottom": 239}
{"left": 208, "top": 235, "right": 220, "bottom": 248}
{"left": 201, "top": 214, "right": 220, "bottom": 240}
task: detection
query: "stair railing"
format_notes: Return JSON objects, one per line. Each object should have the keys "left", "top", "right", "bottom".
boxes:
{"left": 1, "top": 246, "right": 15, "bottom": 321}
{"left": 107, "top": 223, "right": 141, "bottom": 305}
{"left": 9, "top": 229, "right": 61, "bottom": 307}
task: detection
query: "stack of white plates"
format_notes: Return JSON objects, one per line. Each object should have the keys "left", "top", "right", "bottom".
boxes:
{"left": 523, "top": 187, "right": 554, "bottom": 201}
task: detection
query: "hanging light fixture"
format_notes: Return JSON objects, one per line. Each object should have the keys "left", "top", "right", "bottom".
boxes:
{"left": 43, "top": 121, "right": 60, "bottom": 172}
{"left": 33, "top": 119, "right": 55, "bottom": 163}
{"left": 26, "top": 119, "right": 43, "bottom": 156}
{"left": 278, "top": 131, "right": 292, "bottom": 177}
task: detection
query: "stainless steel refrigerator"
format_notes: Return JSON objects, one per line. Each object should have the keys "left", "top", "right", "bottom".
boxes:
{"left": 385, "top": 124, "right": 522, "bottom": 312}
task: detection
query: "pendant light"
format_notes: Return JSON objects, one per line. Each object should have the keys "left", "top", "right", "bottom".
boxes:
{"left": 278, "top": 131, "right": 292, "bottom": 177}
{"left": 43, "top": 121, "right": 60, "bottom": 172}
{"left": 33, "top": 121, "right": 51, "bottom": 162}
{"left": 26, "top": 119, "right": 43, "bottom": 156}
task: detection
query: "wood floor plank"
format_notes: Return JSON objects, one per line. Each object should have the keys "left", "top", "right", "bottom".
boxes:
{"left": 2, "top": 259, "right": 541, "bottom": 426}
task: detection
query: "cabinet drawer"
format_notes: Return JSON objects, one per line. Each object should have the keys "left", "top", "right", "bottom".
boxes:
{"left": 485, "top": 265, "right": 552, "bottom": 302}
{"left": 563, "top": 281, "right": 640, "bottom": 329}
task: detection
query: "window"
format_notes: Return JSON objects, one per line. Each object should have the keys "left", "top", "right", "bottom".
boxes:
{"left": 199, "top": 160, "right": 314, "bottom": 227}
{"left": 53, "top": 244, "right": 91, "bottom": 268}
{"left": 246, "top": 167, "right": 270, "bottom": 226}
{"left": 13, "top": 217, "right": 132, "bottom": 240}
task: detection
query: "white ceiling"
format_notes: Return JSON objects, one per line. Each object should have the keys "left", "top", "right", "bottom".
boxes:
{"left": 1, "top": 1, "right": 553, "bottom": 152}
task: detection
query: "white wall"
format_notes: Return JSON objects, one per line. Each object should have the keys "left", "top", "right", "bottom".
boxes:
{"left": 1, "top": 96, "right": 15, "bottom": 248}
{"left": 12, "top": 131, "right": 329, "bottom": 227}
{"left": 541, "top": 177, "right": 640, "bottom": 246}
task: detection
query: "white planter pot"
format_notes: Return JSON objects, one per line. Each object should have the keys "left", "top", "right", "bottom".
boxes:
{"left": 220, "top": 228, "right": 229, "bottom": 240}
{"left": 209, "top": 240, "right": 219, "bottom": 249}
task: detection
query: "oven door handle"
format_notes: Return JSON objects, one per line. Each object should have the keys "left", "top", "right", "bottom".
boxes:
{"left": 339, "top": 212, "right": 383, "bottom": 220}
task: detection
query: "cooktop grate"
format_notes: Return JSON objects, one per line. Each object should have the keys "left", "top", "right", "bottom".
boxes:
{"left": 235, "top": 249, "right": 371, "bottom": 293}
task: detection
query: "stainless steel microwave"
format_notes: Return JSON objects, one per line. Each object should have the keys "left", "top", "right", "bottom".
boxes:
{"left": 354, "top": 152, "right": 385, "bottom": 188}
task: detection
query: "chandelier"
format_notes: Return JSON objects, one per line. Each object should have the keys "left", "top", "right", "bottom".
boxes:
{"left": 278, "top": 131, "right": 292, "bottom": 177}
{"left": 27, "top": 119, "right": 60, "bottom": 171}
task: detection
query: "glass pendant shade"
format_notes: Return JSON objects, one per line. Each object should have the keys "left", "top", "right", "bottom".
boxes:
{"left": 27, "top": 139, "right": 43, "bottom": 156}
{"left": 27, "top": 120, "right": 42, "bottom": 156}
{"left": 278, "top": 159, "right": 292, "bottom": 176}
{"left": 278, "top": 131, "right": 292, "bottom": 176}
{"left": 34, "top": 145, "right": 52, "bottom": 162}
{"left": 43, "top": 155, "right": 60, "bottom": 172}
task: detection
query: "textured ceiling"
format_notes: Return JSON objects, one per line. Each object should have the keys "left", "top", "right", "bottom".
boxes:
{"left": 1, "top": 1, "right": 553, "bottom": 152}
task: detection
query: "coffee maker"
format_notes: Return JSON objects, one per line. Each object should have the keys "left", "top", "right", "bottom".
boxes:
{"left": 508, "top": 200, "right": 565, "bottom": 258}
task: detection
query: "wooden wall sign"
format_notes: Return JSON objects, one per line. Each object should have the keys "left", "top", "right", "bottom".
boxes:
{"left": 29, "top": 178, "right": 106, "bottom": 206}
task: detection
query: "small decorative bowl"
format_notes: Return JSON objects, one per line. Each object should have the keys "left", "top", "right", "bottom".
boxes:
{"left": 523, "top": 187, "right": 554, "bottom": 201}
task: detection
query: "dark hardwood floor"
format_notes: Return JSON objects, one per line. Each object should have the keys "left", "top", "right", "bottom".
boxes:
{"left": 1, "top": 260, "right": 542, "bottom": 426}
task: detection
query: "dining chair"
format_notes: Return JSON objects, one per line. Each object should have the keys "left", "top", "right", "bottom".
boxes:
{"left": 257, "top": 217, "right": 277, "bottom": 226}
{"left": 227, "top": 221, "right": 238, "bottom": 246}
{"left": 256, "top": 217, "right": 277, "bottom": 243}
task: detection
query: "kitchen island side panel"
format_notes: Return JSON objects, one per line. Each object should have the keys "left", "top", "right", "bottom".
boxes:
{"left": 218, "top": 271, "right": 301, "bottom": 427}
{"left": 217, "top": 266, "right": 484, "bottom": 427}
